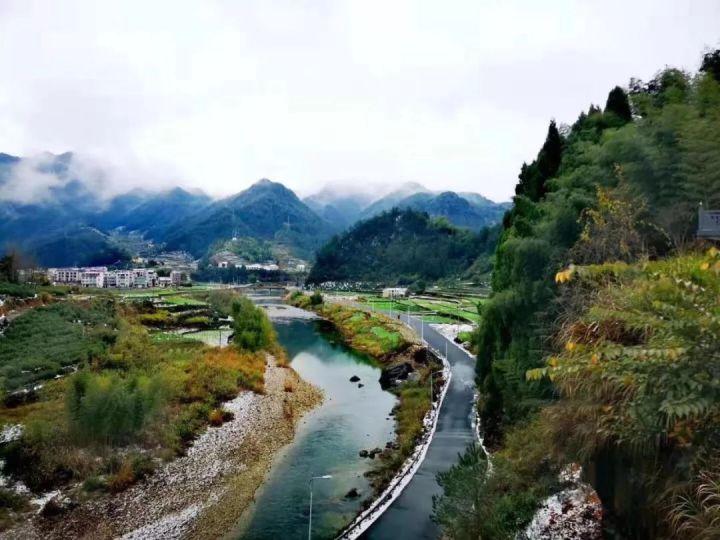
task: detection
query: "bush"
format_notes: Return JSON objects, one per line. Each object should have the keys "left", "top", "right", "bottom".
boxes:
{"left": 1, "top": 419, "right": 67, "bottom": 491}
{"left": 231, "top": 297, "right": 276, "bottom": 352}
{"left": 66, "top": 371, "right": 167, "bottom": 446}
{"left": 310, "top": 291, "right": 323, "bottom": 306}
{"left": 0, "top": 487, "right": 27, "bottom": 510}
{"left": 82, "top": 475, "right": 107, "bottom": 492}
{"left": 208, "top": 408, "right": 224, "bottom": 426}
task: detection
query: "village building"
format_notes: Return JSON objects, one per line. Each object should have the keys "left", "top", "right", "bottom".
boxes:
{"left": 170, "top": 270, "right": 188, "bottom": 285}
{"left": 382, "top": 287, "right": 409, "bottom": 298}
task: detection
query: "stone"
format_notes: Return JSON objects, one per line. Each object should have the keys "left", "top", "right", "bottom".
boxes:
{"left": 358, "top": 383, "right": 364, "bottom": 388}
{"left": 349, "top": 375, "right": 361, "bottom": 383}
{"left": 359, "top": 449, "right": 369, "bottom": 458}
{"left": 379, "top": 362, "right": 414, "bottom": 389}
{"left": 345, "top": 487, "right": 361, "bottom": 499}
{"left": 41, "top": 495, "right": 77, "bottom": 518}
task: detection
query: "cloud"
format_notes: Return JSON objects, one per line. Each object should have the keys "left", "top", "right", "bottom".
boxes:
{"left": 0, "top": 0, "right": 718, "bottom": 203}
{"left": 0, "top": 155, "right": 67, "bottom": 204}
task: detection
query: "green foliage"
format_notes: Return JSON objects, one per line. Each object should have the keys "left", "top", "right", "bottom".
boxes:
{"left": 514, "top": 120, "right": 563, "bottom": 202}
{"left": 0, "top": 281, "right": 35, "bottom": 298}
{"left": 231, "top": 297, "right": 276, "bottom": 352}
{"left": 433, "top": 418, "right": 560, "bottom": 539}
{"left": 452, "top": 51, "right": 720, "bottom": 540}
{"left": 210, "top": 236, "right": 273, "bottom": 262}
{"left": 0, "top": 300, "right": 117, "bottom": 392}
{"left": 605, "top": 86, "right": 633, "bottom": 124}
{"left": 309, "top": 291, "right": 323, "bottom": 306}
{"left": 525, "top": 252, "right": 720, "bottom": 537}
{"left": 206, "top": 289, "right": 240, "bottom": 316}
{"left": 1, "top": 419, "right": 69, "bottom": 491}
{"left": 66, "top": 371, "right": 167, "bottom": 446}
{"left": 700, "top": 48, "right": 720, "bottom": 82}
{"left": 433, "top": 444, "right": 489, "bottom": 540}
{"left": 308, "top": 208, "right": 497, "bottom": 285}
{"left": 477, "top": 58, "right": 720, "bottom": 446}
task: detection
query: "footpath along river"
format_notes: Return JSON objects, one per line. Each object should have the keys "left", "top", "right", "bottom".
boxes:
{"left": 360, "top": 310, "right": 477, "bottom": 539}
{"left": 236, "top": 310, "right": 398, "bottom": 540}
{"left": 237, "top": 296, "right": 478, "bottom": 540}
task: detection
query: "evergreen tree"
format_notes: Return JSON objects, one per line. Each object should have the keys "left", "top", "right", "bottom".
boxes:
{"left": 515, "top": 120, "right": 564, "bottom": 201}
{"left": 700, "top": 48, "right": 720, "bottom": 82}
{"left": 605, "top": 86, "right": 632, "bottom": 123}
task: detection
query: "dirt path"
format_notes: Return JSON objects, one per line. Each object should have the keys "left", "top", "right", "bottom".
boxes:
{"left": 1, "top": 356, "right": 322, "bottom": 540}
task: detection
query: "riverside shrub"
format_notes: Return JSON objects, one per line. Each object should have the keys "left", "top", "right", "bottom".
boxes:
{"left": 231, "top": 297, "right": 276, "bottom": 352}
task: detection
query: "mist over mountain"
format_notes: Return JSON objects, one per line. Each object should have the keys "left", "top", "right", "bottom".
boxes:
{"left": 0, "top": 152, "right": 505, "bottom": 265}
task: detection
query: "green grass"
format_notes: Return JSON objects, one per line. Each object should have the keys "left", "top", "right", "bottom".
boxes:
{"left": 150, "top": 331, "right": 196, "bottom": 343}
{"left": 161, "top": 295, "right": 208, "bottom": 307}
{"left": 181, "top": 329, "right": 233, "bottom": 346}
{"left": 359, "top": 294, "right": 482, "bottom": 324}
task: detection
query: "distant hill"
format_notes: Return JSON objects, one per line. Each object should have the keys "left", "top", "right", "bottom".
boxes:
{"left": 0, "top": 153, "right": 209, "bottom": 266}
{"left": 0, "top": 152, "right": 505, "bottom": 267}
{"left": 357, "top": 183, "right": 509, "bottom": 231}
{"left": 358, "top": 182, "right": 432, "bottom": 219}
{"left": 92, "top": 187, "right": 212, "bottom": 238}
{"left": 163, "top": 179, "right": 335, "bottom": 258}
{"left": 23, "top": 226, "right": 131, "bottom": 268}
{"left": 307, "top": 208, "right": 498, "bottom": 285}
{"left": 304, "top": 181, "right": 509, "bottom": 232}
{"left": 303, "top": 187, "right": 374, "bottom": 231}
{"left": 393, "top": 191, "right": 509, "bottom": 231}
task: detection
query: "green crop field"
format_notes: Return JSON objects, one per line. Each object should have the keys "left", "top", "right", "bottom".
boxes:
{"left": 358, "top": 294, "right": 483, "bottom": 324}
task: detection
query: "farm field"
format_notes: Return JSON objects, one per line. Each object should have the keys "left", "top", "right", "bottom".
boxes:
{"left": 350, "top": 293, "right": 485, "bottom": 324}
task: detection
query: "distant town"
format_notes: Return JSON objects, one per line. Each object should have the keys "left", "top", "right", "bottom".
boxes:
{"left": 20, "top": 266, "right": 191, "bottom": 289}
{"left": 10, "top": 248, "right": 310, "bottom": 290}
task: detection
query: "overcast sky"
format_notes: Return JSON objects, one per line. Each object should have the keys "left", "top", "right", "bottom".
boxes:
{"left": 0, "top": 1, "right": 718, "bottom": 202}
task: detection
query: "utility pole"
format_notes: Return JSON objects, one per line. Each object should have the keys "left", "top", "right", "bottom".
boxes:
{"left": 308, "top": 475, "right": 332, "bottom": 540}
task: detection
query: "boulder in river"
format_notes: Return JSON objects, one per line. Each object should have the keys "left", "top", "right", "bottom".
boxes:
{"left": 358, "top": 383, "right": 364, "bottom": 388}
{"left": 359, "top": 449, "right": 369, "bottom": 458}
{"left": 349, "top": 375, "right": 360, "bottom": 383}
{"left": 345, "top": 488, "right": 361, "bottom": 499}
{"left": 379, "top": 362, "right": 414, "bottom": 389}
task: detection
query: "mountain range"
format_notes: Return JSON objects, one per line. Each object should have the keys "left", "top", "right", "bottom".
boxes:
{"left": 305, "top": 181, "right": 510, "bottom": 231}
{"left": 0, "top": 152, "right": 509, "bottom": 266}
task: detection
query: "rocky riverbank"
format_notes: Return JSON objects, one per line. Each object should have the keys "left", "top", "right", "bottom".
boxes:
{"left": 0, "top": 356, "right": 322, "bottom": 540}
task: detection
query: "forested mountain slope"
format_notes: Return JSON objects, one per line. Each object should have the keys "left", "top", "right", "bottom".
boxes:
{"left": 307, "top": 208, "right": 498, "bottom": 285}
{"left": 434, "top": 49, "right": 720, "bottom": 539}
{"left": 163, "top": 179, "right": 335, "bottom": 258}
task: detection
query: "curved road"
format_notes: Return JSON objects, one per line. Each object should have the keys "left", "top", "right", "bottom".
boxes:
{"left": 350, "top": 307, "right": 478, "bottom": 540}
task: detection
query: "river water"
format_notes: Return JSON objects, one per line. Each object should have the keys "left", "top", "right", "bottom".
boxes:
{"left": 240, "top": 318, "right": 398, "bottom": 540}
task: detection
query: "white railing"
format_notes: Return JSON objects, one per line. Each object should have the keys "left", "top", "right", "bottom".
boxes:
{"left": 335, "top": 337, "right": 451, "bottom": 539}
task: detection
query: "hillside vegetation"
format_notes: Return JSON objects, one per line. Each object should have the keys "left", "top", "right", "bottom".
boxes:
{"left": 308, "top": 208, "right": 498, "bottom": 285}
{"left": 434, "top": 49, "right": 720, "bottom": 538}
{"left": 0, "top": 290, "right": 276, "bottom": 527}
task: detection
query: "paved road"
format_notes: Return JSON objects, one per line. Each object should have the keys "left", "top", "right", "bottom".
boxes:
{"left": 356, "top": 308, "right": 478, "bottom": 540}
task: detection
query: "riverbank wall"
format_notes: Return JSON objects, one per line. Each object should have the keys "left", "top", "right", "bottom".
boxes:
{"left": 336, "top": 342, "right": 451, "bottom": 539}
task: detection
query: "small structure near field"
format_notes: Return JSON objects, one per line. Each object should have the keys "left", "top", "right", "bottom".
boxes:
{"left": 698, "top": 204, "right": 720, "bottom": 239}
{"left": 382, "top": 287, "right": 408, "bottom": 298}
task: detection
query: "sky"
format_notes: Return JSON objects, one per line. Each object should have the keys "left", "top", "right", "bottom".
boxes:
{"left": 0, "top": 0, "right": 718, "bottom": 203}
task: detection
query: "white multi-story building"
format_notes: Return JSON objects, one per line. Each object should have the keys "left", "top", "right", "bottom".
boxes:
{"left": 382, "top": 287, "right": 409, "bottom": 298}
{"left": 80, "top": 270, "right": 105, "bottom": 288}
{"left": 132, "top": 268, "right": 157, "bottom": 288}
{"left": 50, "top": 267, "right": 108, "bottom": 285}
{"left": 115, "top": 270, "right": 134, "bottom": 288}
{"left": 46, "top": 266, "right": 183, "bottom": 289}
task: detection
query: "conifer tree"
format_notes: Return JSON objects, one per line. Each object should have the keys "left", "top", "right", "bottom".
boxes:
{"left": 605, "top": 86, "right": 632, "bottom": 123}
